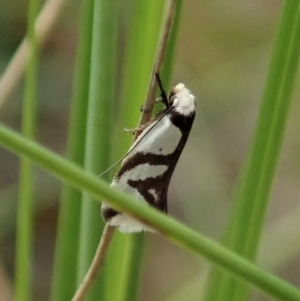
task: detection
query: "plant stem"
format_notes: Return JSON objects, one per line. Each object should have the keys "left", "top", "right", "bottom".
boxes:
{"left": 15, "top": 0, "right": 40, "bottom": 299}
{"left": 136, "top": 0, "right": 178, "bottom": 129}
{"left": 72, "top": 226, "right": 115, "bottom": 301}
{"left": 50, "top": 0, "right": 94, "bottom": 299}
{"left": 0, "top": 0, "right": 70, "bottom": 110}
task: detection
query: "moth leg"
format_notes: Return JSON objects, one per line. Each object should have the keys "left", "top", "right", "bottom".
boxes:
{"left": 123, "top": 127, "right": 137, "bottom": 134}
{"left": 155, "top": 73, "right": 169, "bottom": 109}
{"left": 123, "top": 125, "right": 144, "bottom": 134}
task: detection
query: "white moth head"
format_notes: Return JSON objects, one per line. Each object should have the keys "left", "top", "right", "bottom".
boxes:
{"left": 170, "top": 83, "right": 196, "bottom": 116}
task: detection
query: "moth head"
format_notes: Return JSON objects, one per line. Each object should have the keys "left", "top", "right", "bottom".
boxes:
{"left": 169, "top": 83, "right": 195, "bottom": 116}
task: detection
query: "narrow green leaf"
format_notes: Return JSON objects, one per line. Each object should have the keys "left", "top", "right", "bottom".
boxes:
{"left": 76, "top": 1, "right": 117, "bottom": 300}
{"left": 204, "top": 1, "right": 300, "bottom": 300}
{"left": 14, "top": 0, "right": 40, "bottom": 300}
{"left": 104, "top": 2, "right": 164, "bottom": 300}
{"left": 50, "top": 0, "right": 94, "bottom": 299}
{"left": 0, "top": 123, "right": 299, "bottom": 301}
{"left": 104, "top": 1, "right": 183, "bottom": 300}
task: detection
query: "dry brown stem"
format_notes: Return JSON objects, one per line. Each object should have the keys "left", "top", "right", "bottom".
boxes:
{"left": 0, "top": 0, "right": 70, "bottom": 110}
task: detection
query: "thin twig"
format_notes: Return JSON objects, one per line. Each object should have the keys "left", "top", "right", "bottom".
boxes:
{"left": 71, "top": 225, "right": 115, "bottom": 301}
{"left": 136, "top": 0, "right": 177, "bottom": 131}
{"left": 71, "top": 1, "right": 178, "bottom": 300}
{"left": 0, "top": 0, "right": 70, "bottom": 110}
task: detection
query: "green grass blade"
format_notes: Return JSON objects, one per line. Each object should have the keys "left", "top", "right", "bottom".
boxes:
{"left": 246, "top": 1, "right": 300, "bottom": 258}
{"left": 76, "top": 1, "right": 117, "bottom": 300}
{"left": 113, "top": 233, "right": 145, "bottom": 301}
{"left": 50, "top": 0, "right": 94, "bottom": 299}
{"left": 14, "top": 0, "right": 40, "bottom": 300}
{"left": 204, "top": 1, "right": 300, "bottom": 300}
{"left": 0, "top": 125, "right": 299, "bottom": 300}
{"left": 104, "top": 2, "right": 164, "bottom": 300}
{"left": 104, "top": 1, "right": 182, "bottom": 300}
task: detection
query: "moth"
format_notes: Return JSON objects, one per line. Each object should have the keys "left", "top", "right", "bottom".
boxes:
{"left": 101, "top": 76, "right": 196, "bottom": 232}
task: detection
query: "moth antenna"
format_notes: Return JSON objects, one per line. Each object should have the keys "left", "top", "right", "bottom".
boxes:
{"left": 97, "top": 104, "right": 174, "bottom": 178}
{"left": 155, "top": 73, "right": 169, "bottom": 108}
{"left": 97, "top": 157, "right": 126, "bottom": 178}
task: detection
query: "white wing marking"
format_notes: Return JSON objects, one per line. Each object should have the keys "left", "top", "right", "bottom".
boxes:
{"left": 126, "top": 116, "right": 181, "bottom": 159}
{"left": 148, "top": 188, "right": 158, "bottom": 201}
{"left": 116, "top": 164, "right": 168, "bottom": 182}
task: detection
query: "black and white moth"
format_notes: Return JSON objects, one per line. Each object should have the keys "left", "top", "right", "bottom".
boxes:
{"left": 101, "top": 79, "right": 196, "bottom": 232}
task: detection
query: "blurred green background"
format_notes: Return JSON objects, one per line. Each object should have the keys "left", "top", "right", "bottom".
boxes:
{"left": 0, "top": 0, "right": 299, "bottom": 300}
